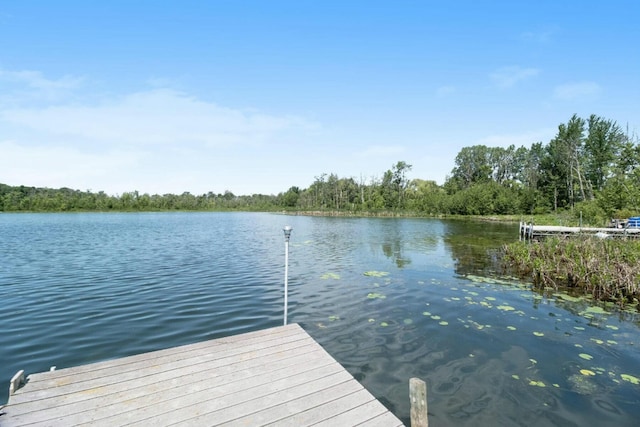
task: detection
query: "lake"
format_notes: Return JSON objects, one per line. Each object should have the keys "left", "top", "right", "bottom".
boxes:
{"left": 1, "top": 212, "right": 639, "bottom": 426}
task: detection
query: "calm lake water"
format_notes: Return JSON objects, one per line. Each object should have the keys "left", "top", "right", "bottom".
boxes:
{"left": 1, "top": 212, "right": 639, "bottom": 425}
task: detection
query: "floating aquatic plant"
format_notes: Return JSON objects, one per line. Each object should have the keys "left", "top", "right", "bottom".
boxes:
{"left": 422, "top": 311, "right": 431, "bottom": 316}
{"left": 439, "top": 321, "right": 448, "bottom": 326}
{"left": 380, "top": 321, "right": 389, "bottom": 327}
{"left": 579, "top": 353, "right": 593, "bottom": 360}
{"left": 621, "top": 374, "right": 640, "bottom": 385}
{"left": 528, "top": 380, "right": 546, "bottom": 387}
{"left": 320, "top": 272, "right": 341, "bottom": 280}
{"left": 328, "top": 315, "right": 340, "bottom": 321}
{"left": 533, "top": 332, "right": 544, "bottom": 337}
{"left": 507, "top": 326, "right": 516, "bottom": 331}
{"left": 367, "top": 292, "right": 386, "bottom": 299}
{"left": 497, "top": 305, "right": 515, "bottom": 311}
{"left": 364, "top": 271, "right": 390, "bottom": 277}
{"left": 403, "top": 318, "right": 413, "bottom": 325}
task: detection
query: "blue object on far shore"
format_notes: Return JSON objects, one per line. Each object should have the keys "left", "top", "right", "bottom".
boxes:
{"left": 627, "top": 217, "right": 640, "bottom": 228}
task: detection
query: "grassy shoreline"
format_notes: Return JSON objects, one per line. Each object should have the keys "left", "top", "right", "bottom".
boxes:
{"left": 503, "top": 236, "right": 640, "bottom": 308}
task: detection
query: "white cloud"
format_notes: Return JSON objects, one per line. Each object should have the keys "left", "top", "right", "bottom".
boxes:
{"left": 1, "top": 88, "right": 319, "bottom": 147}
{"left": 490, "top": 66, "right": 539, "bottom": 88}
{"left": 553, "top": 81, "right": 601, "bottom": 100}
{"left": 0, "top": 69, "right": 323, "bottom": 195}
{"left": 0, "top": 69, "right": 84, "bottom": 103}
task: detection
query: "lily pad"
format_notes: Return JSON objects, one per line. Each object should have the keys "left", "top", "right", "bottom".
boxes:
{"left": 321, "top": 272, "right": 341, "bottom": 280}
{"left": 579, "top": 353, "right": 593, "bottom": 361}
{"left": 328, "top": 315, "right": 340, "bottom": 321}
{"left": 528, "top": 380, "right": 546, "bottom": 387}
{"left": 584, "top": 306, "right": 608, "bottom": 315}
{"left": 367, "top": 292, "right": 386, "bottom": 299}
{"left": 422, "top": 311, "right": 431, "bottom": 316}
{"left": 380, "top": 321, "right": 389, "bottom": 327}
{"left": 533, "top": 332, "right": 544, "bottom": 337}
{"left": 364, "top": 271, "right": 390, "bottom": 277}
{"left": 439, "top": 321, "right": 449, "bottom": 326}
{"left": 403, "top": 318, "right": 413, "bottom": 325}
{"left": 621, "top": 374, "right": 640, "bottom": 385}
{"left": 507, "top": 326, "right": 517, "bottom": 331}
{"left": 497, "top": 305, "right": 515, "bottom": 311}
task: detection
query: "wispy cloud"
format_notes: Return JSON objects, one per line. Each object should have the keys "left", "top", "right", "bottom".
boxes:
{"left": 0, "top": 69, "right": 322, "bottom": 195}
{"left": 0, "top": 68, "right": 84, "bottom": 102}
{"left": 1, "top": 88, "right": 319, "bottom": 147}
{"left": 553, "top": 81, "right": 601, "bottom": 100}
{"left": 435, "top": 85, "right": 456, "bottom": 97}
{"left": 490, "top": 66, "right": 539, "bottom": 89}
{"left": 520, "top": 27, "right": 557, "bottom": 43}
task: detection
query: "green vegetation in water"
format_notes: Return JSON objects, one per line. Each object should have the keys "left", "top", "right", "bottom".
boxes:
{"left": 364, "top": 271, "right": 390, "bottom": 277}
{"left": 367, "top": 292, "right": 386, "bottom": 299}
{"left": 621, "top": 374, "right": 640, "bottom": 385}
{"left": 503, "top": 237, "right": 640, "bottom": 308}
{"left": 320, "top": 272, "right": 341, "bottom": 280}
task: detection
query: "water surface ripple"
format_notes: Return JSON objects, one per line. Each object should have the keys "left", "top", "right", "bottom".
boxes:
{"left": 1, "top": 213, "right": 639, "bottom": 426}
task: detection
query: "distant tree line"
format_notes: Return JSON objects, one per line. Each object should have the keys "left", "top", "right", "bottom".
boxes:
{"left": 2, "top": 114, "right": 639, "bottom": 224}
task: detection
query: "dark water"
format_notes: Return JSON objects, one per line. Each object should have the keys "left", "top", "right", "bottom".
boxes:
{"left": 1, "top": 212, "right": 639, "bottom": 426}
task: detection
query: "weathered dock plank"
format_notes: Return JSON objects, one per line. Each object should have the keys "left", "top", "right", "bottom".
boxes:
{"left": 2, "top": 323, "right": 403, "bottom": 426}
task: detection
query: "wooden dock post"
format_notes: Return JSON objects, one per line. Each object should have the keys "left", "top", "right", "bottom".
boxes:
{"left": 410, "top": 377, "right": 428, "bottom": 427}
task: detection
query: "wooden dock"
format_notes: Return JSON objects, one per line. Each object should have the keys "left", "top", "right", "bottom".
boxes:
{"left": 1, "top": 323, "right": 403, "bottom": 426}
{"left": 519, "top": 221, "right": 640, "bottom": 240}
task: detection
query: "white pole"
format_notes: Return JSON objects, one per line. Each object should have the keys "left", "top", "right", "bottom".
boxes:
{"left": 283, "top": 226, "right": 292, "bottom": 325}
{"left": 284, "top": 238, "right": 289, "bottom": 325}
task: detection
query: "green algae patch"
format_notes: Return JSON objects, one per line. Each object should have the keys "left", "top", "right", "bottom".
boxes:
{"left": 364, "top": 271, "right": 390, "bottom": 277}
{"left": 367, "top": 292, "right": 386, "bottom": 299}
{"left": 321, "top": 272, "right": 341, "bottom": 280}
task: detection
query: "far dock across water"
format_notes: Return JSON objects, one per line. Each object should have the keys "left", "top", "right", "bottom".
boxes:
{"left": 1, "top": 323, "right": 403, "bottom": 426}
{"left": 519, "top": 221, "right": 640, "bottom": 240}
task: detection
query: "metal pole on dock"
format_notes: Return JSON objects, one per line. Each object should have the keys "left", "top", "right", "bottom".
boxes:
{"left": 283, "top": 226, "right": 292, "bottom": 325}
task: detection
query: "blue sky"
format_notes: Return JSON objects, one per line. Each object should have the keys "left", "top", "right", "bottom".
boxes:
{"left": 1, "top": 1, "right": 638, "bottom": 196}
